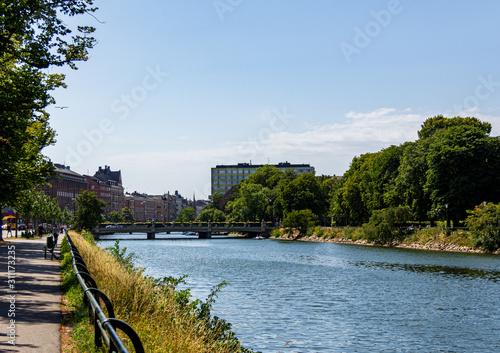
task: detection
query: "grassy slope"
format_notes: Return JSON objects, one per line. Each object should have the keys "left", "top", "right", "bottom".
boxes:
{"left": 61, "top": 231, "right": 251, "bottom": 353}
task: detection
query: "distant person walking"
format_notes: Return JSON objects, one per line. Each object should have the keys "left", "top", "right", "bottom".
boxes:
{"left": 39, "top": 224, "right": 44, "bottom": 236}
{"left": 7, "top": 224, "right": 12, "bottom": 237}
{"left": 53, "top": 225, "right": 60, "bottom": 246}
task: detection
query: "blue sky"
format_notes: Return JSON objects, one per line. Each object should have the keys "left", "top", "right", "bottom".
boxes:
{"left": 44, "top": 0, "right": 500, "bottom": 199}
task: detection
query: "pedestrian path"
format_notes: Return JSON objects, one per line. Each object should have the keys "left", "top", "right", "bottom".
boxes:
{"left": 0, "top": 235, "right": 61, "bottom": 352}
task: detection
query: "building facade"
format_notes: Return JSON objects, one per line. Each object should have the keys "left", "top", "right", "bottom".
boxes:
{"left": 84, "top": 175, "right": 112, "bottom": 215}
{"left": 211, "top": 162, "right": 315, "bottom": 196}
{"left": 93, "top": 165, "right": 125, "bottom": 213}
{"left": 41, "top": 163, "right": 89, "bottom": 212}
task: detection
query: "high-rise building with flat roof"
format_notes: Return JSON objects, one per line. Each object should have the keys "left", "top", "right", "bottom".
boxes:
{"left": 211, "top": 162, "right": 315, "bottom": 196}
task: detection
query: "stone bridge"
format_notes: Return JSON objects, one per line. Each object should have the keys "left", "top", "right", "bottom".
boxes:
{"left": 93, "top": 221, "right": 273, "bottom": 239}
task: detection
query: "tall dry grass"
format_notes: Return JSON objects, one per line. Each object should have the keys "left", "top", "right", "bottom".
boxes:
{"left": 68, "top": 231, "right": 247, "bottom": 353}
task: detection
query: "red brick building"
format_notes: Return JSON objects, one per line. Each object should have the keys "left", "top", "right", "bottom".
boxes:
{"left": 84, "top": 175, "right": 112, "bottom": 215}
{"left": 40, "top": 163, "right": 88, "bottom": 213}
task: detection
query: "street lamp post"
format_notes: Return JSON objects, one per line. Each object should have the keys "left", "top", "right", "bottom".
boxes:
{"left": 445, "top": 203, "right": 450, "bottom": 228}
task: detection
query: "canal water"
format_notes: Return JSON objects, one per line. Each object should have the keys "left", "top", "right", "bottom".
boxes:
{"left": 98, "top": 233, "right": 500, "bottom": 353}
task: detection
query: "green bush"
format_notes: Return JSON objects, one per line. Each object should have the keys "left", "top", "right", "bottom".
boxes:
{"left": 465, "top": 202, "right": 500, "bottom": 251}
{"left": 283, "top": 209, "right": 318, "bottom": 236}
{"left": 361, "top": 206, "right": 413, "bottom": 244}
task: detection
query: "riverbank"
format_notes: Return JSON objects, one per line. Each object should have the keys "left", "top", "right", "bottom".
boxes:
{"left": 61, "top": 231, "right": 255, "bottom": 352}
{"left": 271, "top": 228, "right": 500, "bottom": 255}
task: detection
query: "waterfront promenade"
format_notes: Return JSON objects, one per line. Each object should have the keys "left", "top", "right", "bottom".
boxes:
{"left": 0, "top": 230, "right": 61, "bottom": 352}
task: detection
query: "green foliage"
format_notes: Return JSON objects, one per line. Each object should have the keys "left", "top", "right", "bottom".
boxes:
{"left": 106, "top": 240, "right": 137, "bottom": 272}
{"left": 59, "top": 237, "right": 103, "bottom": 352}
{"left": 15, "top": 189, "right": 62, "bottom": 222}
{"left": 281, "top": 173, "right": 329, "bottom": 218}
{"left": 61, "top": 206, "right": 73, "bottom": 224}
{"left": 72, "top": 191, "right": 106, "bottom": 232}
{"left": 362, "top": 206, "right": 413, "bottom": 244}
{"left": 226, "top": 183, "right": 269, "bottom": 222}
{"left": 242, "top": 165, "right": 284, "bottom": 190}
{"left": 176, "top": 206, "right": 196, "bottom": 222}
{"left": 121, "top": 207, "right": 134, "bottom": 222}
{"left": 465, "top": 202, "right": 500, "bottom": 251}
{"left": 283, "top": 209, "right": 318, "bottom": 235}
{"left": 196, "top": 207, "right": 226, "bottom": 222}
{"left": 108, "top": 211, "right": 124, "bottom": 223}
{"left": 418, "top": 115, "right": 491, "bottom": 139}
{"left": 332, "top": 115, "right": 500, "bottom": 227}
{"left": 209, "top": 192, "right": 225, "bottom": 211}
{"left": 0, "top": 1, "right": 98, "bottom": 208}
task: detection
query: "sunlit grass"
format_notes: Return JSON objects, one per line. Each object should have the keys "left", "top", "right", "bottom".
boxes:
{"left": 64, "top": 230, "right": 250, "bottom": 353}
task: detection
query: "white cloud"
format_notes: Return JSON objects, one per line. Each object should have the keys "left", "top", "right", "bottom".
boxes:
{"left": 106, "top": 108, "right": 500, "bottom": 198}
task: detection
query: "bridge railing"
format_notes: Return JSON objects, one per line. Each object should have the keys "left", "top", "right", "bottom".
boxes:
{"left": 66, "top": 232, "right": 144, "bottom": 353}
{"left": 99, "top": 221, "right": 273, "bottom": 229}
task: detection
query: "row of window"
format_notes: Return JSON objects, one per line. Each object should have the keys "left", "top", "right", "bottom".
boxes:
{"left": 213, "top": 186, "right": 234, "bottom": 191}
{"left": 212, "top": 175, "right": 249, "bottom": 180}
{"left": 57, "top": 191, "right": 81, "bottom": 198}
{"left": 212, "top": 169, "right": 257, "bottom": 175}
{"left": 213, "top": 181, "right": 241, "bottom": 186}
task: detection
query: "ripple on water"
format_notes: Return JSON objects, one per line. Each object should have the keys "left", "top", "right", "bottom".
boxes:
{"left": 99, "top": 237, "right": 500, "bottom": 353}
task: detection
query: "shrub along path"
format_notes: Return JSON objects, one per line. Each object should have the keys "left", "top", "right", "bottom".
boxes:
{"left": 0, "top": 235, "right": 61, "bottom": 352}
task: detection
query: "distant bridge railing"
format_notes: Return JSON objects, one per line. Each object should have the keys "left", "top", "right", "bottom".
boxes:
{"left": 66, "top": 232, "right": 144, "bottom": 352}
{"left": 94, "top": 221, "right": 275, "bottom": 239}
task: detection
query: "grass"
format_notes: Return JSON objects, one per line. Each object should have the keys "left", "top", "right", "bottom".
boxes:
{"left": 402, "top": 227, "right": 476, "bottom": 248}
{"left": 61, "top": 230, "right": 254, "bottom": 353}
{"left": 272, "top": 226, "right": 481, "bottom": 250}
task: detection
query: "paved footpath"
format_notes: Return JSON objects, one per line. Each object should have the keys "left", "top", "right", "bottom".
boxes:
{"left": 0, "top": 233, "right": 61, "bottom": 352}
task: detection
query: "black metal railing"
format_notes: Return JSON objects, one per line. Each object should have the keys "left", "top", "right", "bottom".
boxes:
{"left": 66, "top": 233, "right": 144, "bottom": 353}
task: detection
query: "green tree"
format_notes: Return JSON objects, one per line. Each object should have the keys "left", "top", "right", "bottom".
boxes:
{"left": 108, "top": 211, "right": 124, "bottom": 223}
{"left": 394, "top": 141, "right": 432, "bottom": 223}
{"left": 283, "top": 209, "right": 317, "bottom": 236}
{"left": 226, "top": 183, "right": 269, "bottom": 222}
{"left": 122, "top": 207, "right": 134, "bottom": 222}
{"left": 0, "top": 1, "right": 97, "bottom": 208}
{"left": 362, "top": 206, "right": 413, "bottom": 244}
{"left": 196, "top": 207, "right": 226, "bottom": 222}
{"left": 242, "top": 165, "right": 284, "bottom": 190}
{"left": 209, "top": 192, "right": 225, "bottom": 211}
{"left": 418, "top": 115, "right": 491, "bottom": 139}
{"left": 281, "top": 173, "right": 329, "bottom": 220}
{"left": 465, "top": 202, "right": 500, "bottom": 251}
{"left": 73, "top": 191, "right": 106, "bottom": 232}
{"left": 423, "top": 122, "right": 500, "bottom": 226}
{"left": 61, "top": 206, "right": 73, "bottom": 225}
{"left": 175, "top": 207, "right": 196, "bottom": 223}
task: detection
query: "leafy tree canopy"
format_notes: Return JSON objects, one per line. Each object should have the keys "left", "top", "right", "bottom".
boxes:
{"left": 226, "top": 183, "right": 269, "bottom": 222}
{"left": 1, "top": 1, "right": 98, "bottom": 208}
{"left": 196, "top": 208, "right": 226, "bottom": 222}
{"left": 283, "top": 209, "right": 317, "bottom": 236}
{"left": 281, "top": 173, "right": 329, "bottom": 219}
{"left": 176, "top": 207, "right": 196, "bottom": 223}
{"left": 418, "top": 115, "right": 491, "bottom": 139}
{"left": 73, "top": 190, "right": 106, "bottom": 232}
{"left": 122, "top": 207, "right": 134, "bottom": 222}
{"left": 108, "top": 211, "right": 124, "bottom": 223}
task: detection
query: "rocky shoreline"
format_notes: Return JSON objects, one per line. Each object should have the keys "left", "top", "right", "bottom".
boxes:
{"left": 272, "top": 233, "right": 500, "bottom": 255}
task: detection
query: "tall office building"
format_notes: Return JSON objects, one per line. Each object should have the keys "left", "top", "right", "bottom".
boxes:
{"left": 211, "top": 162, "right": 315, "bottom": 196}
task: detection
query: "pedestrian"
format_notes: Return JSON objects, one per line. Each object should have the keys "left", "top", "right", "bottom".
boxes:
{"left": 7, "top": 224, "right": 12, "bottom": 236}
{"left": 53, "top": 224, "right": 60, "bottom": 246}
{"left": 39, "top": 224, "right": 44, "bottom": 236}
